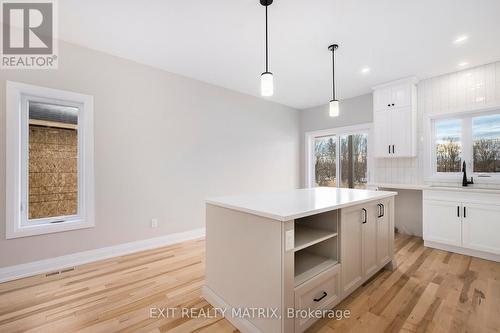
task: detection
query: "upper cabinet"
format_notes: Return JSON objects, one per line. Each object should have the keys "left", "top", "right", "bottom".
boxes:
{"left": 373, "top": 78, "right": 418, "bottom": 158}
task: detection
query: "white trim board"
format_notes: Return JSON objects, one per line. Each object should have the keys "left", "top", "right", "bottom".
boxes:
{"left": 0, "top": 228, "right": 205, "bottom": 283}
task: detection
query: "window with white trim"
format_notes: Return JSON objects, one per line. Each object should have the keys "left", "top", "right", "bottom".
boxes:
{"left": 430, "top": 111, "right": 500, "bottom": 179}
{"left": 6, "top": 81, "right": 95, "bottom": 239}
{"left": 306, "top": 124, "right": 371, "bottom": 189}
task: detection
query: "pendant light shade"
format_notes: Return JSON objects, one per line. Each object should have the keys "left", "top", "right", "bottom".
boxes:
{"left": 328, "top": 44, "right": 339, "bottom": 117}
{"left": 329, "top": 99, "right": 339, "bottom": 117}
{"left": 260, "top": 0, "right": 273, "bottom": 97}
{"left": 261, "top": 72, "right": 274, "bottom": 96}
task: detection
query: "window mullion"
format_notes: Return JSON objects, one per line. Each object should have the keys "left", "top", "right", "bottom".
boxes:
{"left": 462, "top": 117, "right": 473, "bottom": 173}
{"left": 336, "top": 135, "right": 340, "bottom": 188}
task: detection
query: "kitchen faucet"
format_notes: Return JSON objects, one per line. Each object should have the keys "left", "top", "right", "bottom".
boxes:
{"left": 462, "top": 161, "right": 474, "bottom": 186}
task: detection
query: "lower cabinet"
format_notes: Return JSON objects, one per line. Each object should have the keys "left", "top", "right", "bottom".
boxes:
{"left": 423, "top": 199, "right": 461, "bottom": 246}
{"left": 340, "top": 205, "right": 364, "bottom": 295}
{"left": 363, "top": 202, "right": 379, "bottom": 277}
{"left": 461, "top": 203, "right": 500, "bottom": 255}
{"left": 423, "top": 190, "right": 500, "bottom": 259}
{"left": 294, "top": 264, "right": 341, "bottom": 333}
{"left": 376, "top": 199, "right": 392, "bottom": 266}
{"left": 341, "top": 199, "right": 392, "bottom": 296}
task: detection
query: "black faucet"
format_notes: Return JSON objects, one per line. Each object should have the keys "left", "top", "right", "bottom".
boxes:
{"left": 462, "top": 161, "right": 474, "bottom": 186}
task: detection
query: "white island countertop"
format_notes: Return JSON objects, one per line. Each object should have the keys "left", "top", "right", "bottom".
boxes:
{"left": 206, "top": 187, "right": 397, "bottom": 221}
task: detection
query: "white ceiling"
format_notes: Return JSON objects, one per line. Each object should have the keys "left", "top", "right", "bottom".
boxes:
{"left": 59, "top": 0, "right": 500, "bottom": 109}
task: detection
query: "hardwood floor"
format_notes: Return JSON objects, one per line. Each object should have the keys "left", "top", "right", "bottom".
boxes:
{"left": 0, "top": 234, "right": 499, "bottom": 332}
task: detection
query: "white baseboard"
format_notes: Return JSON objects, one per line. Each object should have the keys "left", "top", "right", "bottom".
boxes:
{"left": 424, "top": 240, "right": 500, "bottom": 263}
{"left": 0, "top": 228, "right": 205, "bottom": 283}
{"left": 202, "top": 285, "right": 263, "bottom": 333}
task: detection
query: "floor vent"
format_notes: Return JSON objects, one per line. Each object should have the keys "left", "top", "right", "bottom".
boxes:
{"left": 45, "top": 267, "right": 76, "bottom": 277}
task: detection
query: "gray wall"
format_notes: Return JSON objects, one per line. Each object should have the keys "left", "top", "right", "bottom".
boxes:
{"left": 299, "top": 94, "right": 373, "bottom": 186}
{"left": 0, "top": 41, "right": 300, "bottom": 267}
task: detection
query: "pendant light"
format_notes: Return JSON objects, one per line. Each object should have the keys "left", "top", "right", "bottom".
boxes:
{"left": 328, "top": 44, "right": 339, "bottom": 117}
{"left": 260, "top": 0, "right": 273, "bottom": 96}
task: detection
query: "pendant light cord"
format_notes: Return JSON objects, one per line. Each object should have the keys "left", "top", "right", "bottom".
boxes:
{"left": 331, "top": 48, "right": 336, "bottom": 100}
{"left": 265, "top": 5, "right": 269, "bottom": 72}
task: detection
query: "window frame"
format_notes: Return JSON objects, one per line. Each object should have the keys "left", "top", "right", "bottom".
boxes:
{"left": 6, "top": 81, "right": 95, "bottom": 239}
{"left": 425, "top": 107, "right": 500, "bottom": 183}
{"left": 305, "top": 123, "right": 372, "bottom": 188}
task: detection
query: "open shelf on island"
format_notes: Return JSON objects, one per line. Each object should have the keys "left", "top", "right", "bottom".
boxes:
{"left": 294, "top": 224, "right": 337, "bottom": 252}
{"left": 294, "top": 251, "right": 338, "bottom": 287}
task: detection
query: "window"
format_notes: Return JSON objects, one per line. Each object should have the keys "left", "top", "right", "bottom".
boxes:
{"left": 314, "top": 136, "right": 337, "bottom": 186}
{"left": 6, "top": 81, "right": 94, "bottom": 238}
{"left": 306, "top": 124, "right": 371, "bottom": 189}
{"left": 340, "top": 133, "right": 368, "bottom": 188}
{"left": 429, "top": 110, "right": 500, "bottom": 181}
{"left": 473, "top": 114, "right": 500, "bottom": 173}
{"left": 435, "top": 118, "right": 462, "bottom": 172}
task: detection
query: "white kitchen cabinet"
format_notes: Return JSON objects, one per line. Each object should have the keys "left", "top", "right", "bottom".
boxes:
{"left": 462, "top": 203, "right": 500, "bottom": 255}
{"left": 373, "top": 78, "right": 417, "bottom": 158}
{"left": 423, "top": 190, "right": 500, "bottom": 262}
{"left": 373, "top": 82, "right": 412, "bottom": 111}
{"left": 373, "top": 110, "right": 391, "bottom": 157}
{"left": 391, "top": 84, "right": 412, "bottom": 108}
{"left": 423, "top": 200, "right": 461, "bottom": 246}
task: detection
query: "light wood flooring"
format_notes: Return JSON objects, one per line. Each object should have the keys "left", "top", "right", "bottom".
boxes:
{"left": 0, "top": 234, "right": 499, "bottom": 333}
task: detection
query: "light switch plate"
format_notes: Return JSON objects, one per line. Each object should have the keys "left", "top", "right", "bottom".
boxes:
{"left": 285, "top": 230, "right": 294, "bottom": 251}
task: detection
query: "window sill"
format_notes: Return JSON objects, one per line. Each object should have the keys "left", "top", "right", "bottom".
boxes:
{"left": 6, "top": 219, "right": 94, "bottom": 239}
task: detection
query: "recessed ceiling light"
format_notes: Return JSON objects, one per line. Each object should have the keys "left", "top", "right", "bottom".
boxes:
{"left": 453, "top": 35, "right": 468, "bottom": 45}
{"left": 458, "top": 61, "right": 469, "bottom": 67}
{"left": 361, "top": 67, "right": 371, "bottom": 74}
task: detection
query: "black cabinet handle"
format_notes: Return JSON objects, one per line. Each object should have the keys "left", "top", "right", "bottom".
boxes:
{"left": 464, "top": 206, "right": 466, "bottom": 218}
{"left": 314, "top": 291, "right": 328, "bottom": 302}
{"left": 388, "top": 145, "right": 391, "bottom": 154}
{"left": 457, "top": 206, "right": 460, "bottom": 217}
{"left": 381, "top": 204, "right": 385, "bottom": 217}
{"left": 392, "top": 145, "right": 395, "bottom": 154}
{"left": 362, "top": 208, "right": 367, "bottom": 224}
{"left": 377, "top": 204, "right": 382, "bottom": 218}
{"left": 392, "top": 103, "right": 395, "bottom": 106}
{"left": 387, "top": 104, "right": 391, "bottom": 107}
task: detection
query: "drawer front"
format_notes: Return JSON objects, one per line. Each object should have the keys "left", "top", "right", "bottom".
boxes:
{"left": 294, "top": 264, "right": 341, "bottom": 332}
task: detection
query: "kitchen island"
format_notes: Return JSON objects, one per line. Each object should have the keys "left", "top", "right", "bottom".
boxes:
{"left": 203, "top": 187, "right": 397, "bottom": 333}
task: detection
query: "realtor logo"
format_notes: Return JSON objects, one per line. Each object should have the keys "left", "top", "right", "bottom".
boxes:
{"left": 1, "top": 0, "right": 58, "bottom": 69}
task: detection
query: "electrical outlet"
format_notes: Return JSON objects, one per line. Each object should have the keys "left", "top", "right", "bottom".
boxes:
{"left": 151, "top": 218, "right": 158, "bottom": 228}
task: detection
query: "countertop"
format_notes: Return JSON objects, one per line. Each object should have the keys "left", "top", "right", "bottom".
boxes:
{"left": 368, "top": 182, "right": 500, "bottom": 194}
{"left": 206, "top": 187, "right": 397, "bottom": 221}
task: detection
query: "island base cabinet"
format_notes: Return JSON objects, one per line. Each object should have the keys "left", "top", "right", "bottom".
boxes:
{"left": 340, "top": 198, "right": 394, "bottom": 297}
{"left": 340, "top": 205, "right": 364, "bottom": 295}
{"left": 377, "top": 199, "right": 392, "bottom": 267}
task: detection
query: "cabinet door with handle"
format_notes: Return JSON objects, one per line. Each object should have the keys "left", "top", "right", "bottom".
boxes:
{"left": 363, "top": 203, "right": 379, "bottom": 277}
{"left": 462, "top": 203, "right": 500, "bottom": 255}
{"left": 373, "top": 110, "right": 392, "bottom": 157}
{"left": 423, "top": 200, "right": 461, "bottom": 246}
{"left": 340, "top": 205, "right": 364, "bottom": 295}
{"left": 373, "top": 87, "right": 392, "bottom": 111}
{"left": 391, "top": 84, "right": 411, "bottom": 108}
{"left": 376, "top": 200, "right": 391, "bottom": 266}
{"left": 390, "top": 106, "right": 413, "bottom": 157}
